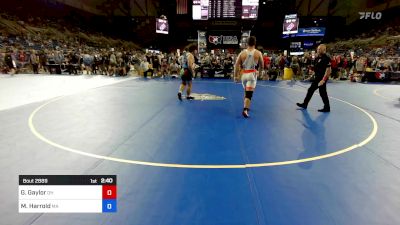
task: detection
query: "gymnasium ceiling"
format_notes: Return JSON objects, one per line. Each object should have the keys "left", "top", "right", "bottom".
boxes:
{"left": 54, "top": 0, "right": 161, "bottom": 17}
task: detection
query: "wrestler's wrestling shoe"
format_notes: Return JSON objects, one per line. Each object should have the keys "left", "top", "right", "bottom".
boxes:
{"left": 242, "top": 110, "right": 249, "bottom": 118}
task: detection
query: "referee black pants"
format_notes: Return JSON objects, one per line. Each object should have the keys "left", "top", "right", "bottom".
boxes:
{"left": 303, "top": 79, "right": 330, "bottom": 109}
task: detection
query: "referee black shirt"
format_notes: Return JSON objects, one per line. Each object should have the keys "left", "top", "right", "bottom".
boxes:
{"left": 314, "top": 54, "right": 331, "bottom": 80}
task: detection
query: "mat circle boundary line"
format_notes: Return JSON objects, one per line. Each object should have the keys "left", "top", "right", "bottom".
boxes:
{"left": 28, "top": 82, "right": 378, "bottom": 169}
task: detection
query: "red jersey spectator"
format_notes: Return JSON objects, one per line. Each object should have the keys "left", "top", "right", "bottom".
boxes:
{"left": 263, "top": 53, "right": 271, "bottom": 70}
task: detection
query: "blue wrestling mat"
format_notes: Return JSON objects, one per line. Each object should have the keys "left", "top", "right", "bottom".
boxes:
{"left": 1, "top": 78, "right": 400, "bottom": 225}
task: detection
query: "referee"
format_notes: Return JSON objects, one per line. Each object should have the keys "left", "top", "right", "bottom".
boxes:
{"left": 297, "top": 44, "right": 331, "bottom": 112}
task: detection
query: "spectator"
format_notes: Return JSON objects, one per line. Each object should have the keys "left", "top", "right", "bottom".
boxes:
{"left": 82, "top": 52, "right": 94, "bottom": 75}
{"left": 169, "top": 59, "right": 180, "bottom": 78}
{"left": 140, "top": 57, "right": 151, "bottom": 78}
{"left": 30, "top": 50, "right": 39, "bottom": 74}
{"left": 4, "top": 48, "right": 16, "bottom": 75}
{"left": 290, "top": 56, "right": 300, "bottom": 80}
{"left": 109, "top": 51, "right": 117, "bottom": 76}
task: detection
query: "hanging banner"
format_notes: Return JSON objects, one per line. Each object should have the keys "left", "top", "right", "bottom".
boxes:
{"left": 298, "top": 27, "right": 325, "bottom": 36}
{"left": 206, "top": 31, "right": 241, "bottom": 49}
{"left": 198, "top": 30, "right": 207, "bottom": 53}
{"left": 283, "top": 14, "right": 299, "bottom": 35}
{"left": 282, "top": 27, "right": 326, "bottom": 38}
{"left": 240, "top": 30, "right": 251, "bottom": 49}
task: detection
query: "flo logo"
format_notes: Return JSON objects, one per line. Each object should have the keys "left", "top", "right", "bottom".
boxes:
{"left": 208, "top": 36, "right": 222, "bottom": 45}
{"left": 359, "top": 12, "right": 382, "bottom": 19}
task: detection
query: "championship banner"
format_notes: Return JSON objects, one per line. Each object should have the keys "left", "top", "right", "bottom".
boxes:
{"left": 198, "top": 30, "right": 207, "bottom": 53}
{"left": 156, "top": 18, "right": 168, "bottom": 34}
{"left": 240, "top": 30, "right": 251, "bottom": 49}
{"left": 283, "top": 14, "right": 299, "bottom": 35}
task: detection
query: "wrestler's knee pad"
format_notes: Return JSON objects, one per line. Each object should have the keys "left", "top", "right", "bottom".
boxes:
{"left": 245, "top": 91, "right": 253, "bottom": 100}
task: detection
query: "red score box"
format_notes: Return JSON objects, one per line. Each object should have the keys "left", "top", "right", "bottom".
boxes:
{"left": 102, "top": 185, "right": 117, "bottom": 199}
